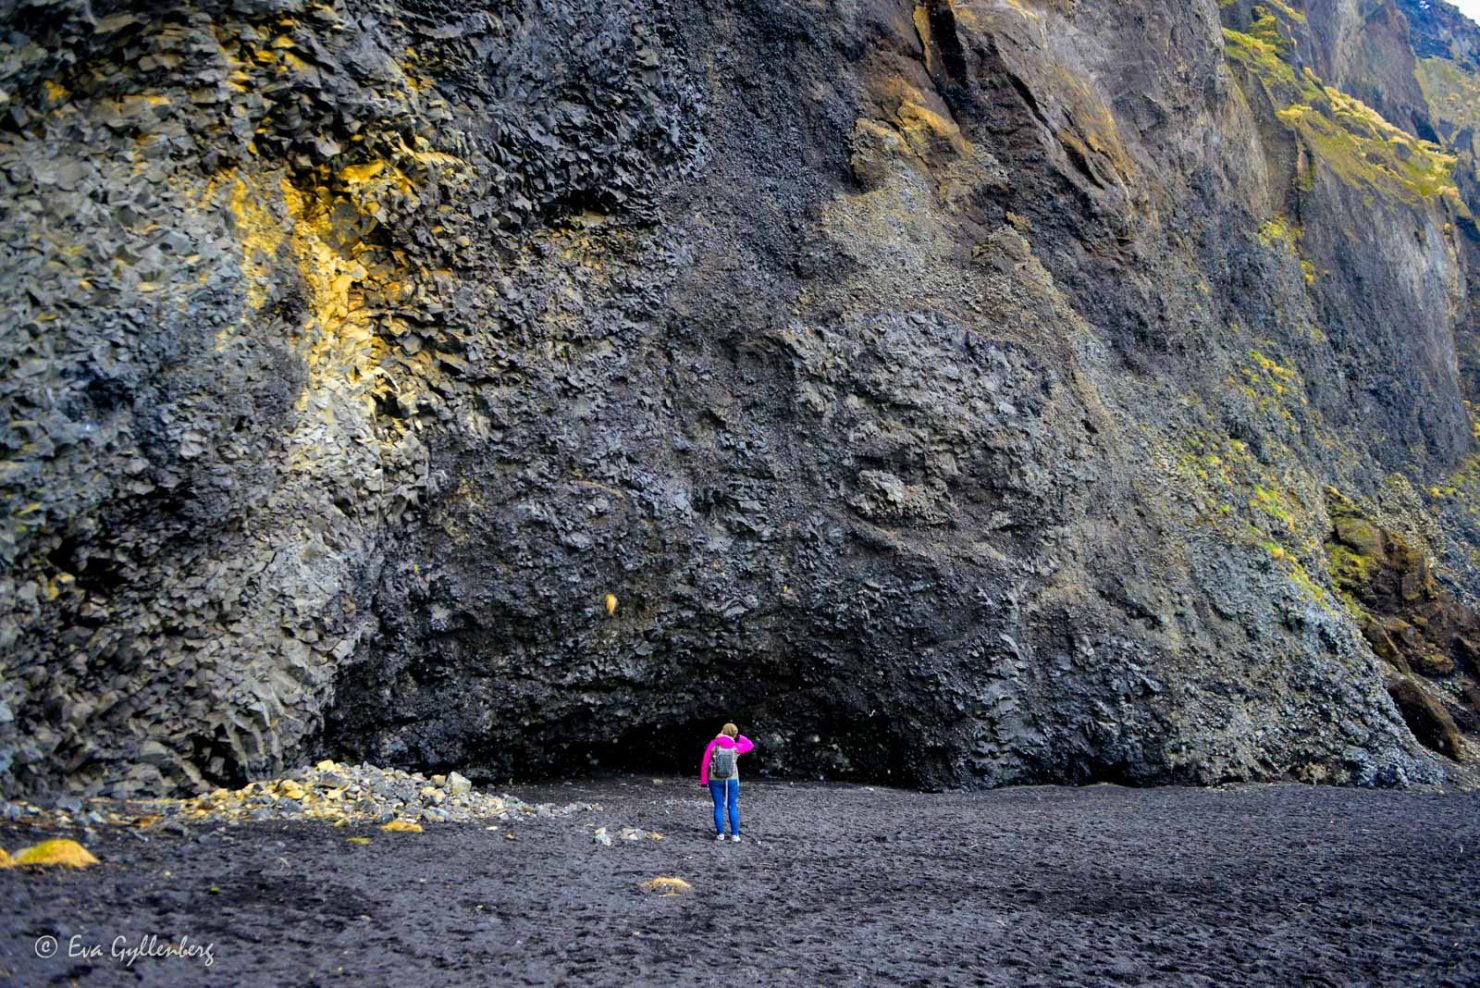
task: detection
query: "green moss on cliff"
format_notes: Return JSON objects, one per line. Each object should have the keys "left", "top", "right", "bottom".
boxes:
{"left": 1246, "top": 10, "right": 1293, "bottom": 56}
{"left": 1223, "top": 26, "right": 1463, "bottom": 209}
{"left": 1251, "top": 482, "right": 1299, "bottom": 527}
{"left": 1257, "top": 214, "right": 1300, "bottom": 246}
{"left": 1433, "top": 405, "right": 1480, "bottom": 520}
{"left": 1322, "top": 488, "right": 1480, "bottom": 707}
{"left": 1256, "top": 215, "right": 1322, "bottom": 284}
{"left": 1222, "top": 27, "right": 1301, "bottom": 89}
{"left": 1151, "top": 407, "right": 1344, "bottom": 619}
{"left": 1415, "top": 57, "right": 1480, "bottom": 139}
{"left": 1328, "top": 541, "right": 1378, "bottom": 586}
{"left": 1235, "top": 348, "right": 1309, "bottom": 431}
{"left": 1276, "top": 93, "right": 1460, "bottom": 206}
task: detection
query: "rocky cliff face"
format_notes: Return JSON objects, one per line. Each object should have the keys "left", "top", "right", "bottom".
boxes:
{"left": 4, "top": 0, "right": 1480, "bottom": 797}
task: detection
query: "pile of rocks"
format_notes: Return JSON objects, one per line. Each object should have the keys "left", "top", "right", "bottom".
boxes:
{"left": 2, "top": 761, "right": 595, "bottom": 831}
{"left": 155, "top": 761, "right": 598, "bottom": 827}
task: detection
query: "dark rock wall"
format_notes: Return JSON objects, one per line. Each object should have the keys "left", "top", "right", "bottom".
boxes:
{"left": 3, "top": 0, "right": 1480, "bottom": 796}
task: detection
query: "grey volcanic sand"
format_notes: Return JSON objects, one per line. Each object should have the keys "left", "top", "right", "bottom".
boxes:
{"left": 2, "top": 780, "right": 1477, "bottom": 986}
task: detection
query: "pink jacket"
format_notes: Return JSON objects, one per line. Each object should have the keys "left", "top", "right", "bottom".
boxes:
{"left": 700, "top": 734, "right": 754, "bottom": 785}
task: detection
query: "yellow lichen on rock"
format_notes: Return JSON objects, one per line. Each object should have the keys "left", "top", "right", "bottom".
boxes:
{"left": 338, "top": 160, "right": 387, "bottom": 184}
{"left": 380, "top": 819, "right": 423, "bottom": 833}
{"left": 1258, "top": 215, "right": 1300, "bottom": 247}
{"left": 206, "top": 149, "right": 441, "bottom": 429}
{"left": 894, "top": 97, "right": 970, "bottom": 159}
{"left": 640, "top": 876, "right": 691, "bottom": 896}
{"left": 4, "top": 839, "right": 99, "bottom": 869}
{"left": 223, "top": 171, "right": 289, "bottom": 312}
{"left": 278, "top": 176, "right": 385, "bottom": 408}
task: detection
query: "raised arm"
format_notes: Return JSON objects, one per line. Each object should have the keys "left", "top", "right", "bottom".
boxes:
{"left": 734, "top": 734, "right": 755, "bottom": 756}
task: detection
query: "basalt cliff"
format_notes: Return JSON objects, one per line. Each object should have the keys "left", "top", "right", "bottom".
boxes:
{"left": 5, "top": 0, "right": 1480, "bottom": 797}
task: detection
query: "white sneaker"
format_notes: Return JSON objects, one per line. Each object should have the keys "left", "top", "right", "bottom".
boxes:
{"left": 715, "top": 833, "right": 726, "bottom": 842}
{"left": 730, "top": 835, "right": 741, "bottom": 843}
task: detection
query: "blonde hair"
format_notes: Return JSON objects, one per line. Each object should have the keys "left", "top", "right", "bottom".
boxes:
{"left": 720, "top": 722, "right": 739, "bottom": 738}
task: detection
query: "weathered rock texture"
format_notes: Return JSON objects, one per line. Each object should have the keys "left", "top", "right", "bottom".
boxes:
{"left": 4, "top": 0, "right": 1480, "bottom": 796}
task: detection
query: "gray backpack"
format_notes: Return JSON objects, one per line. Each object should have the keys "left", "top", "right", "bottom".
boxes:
{"left": 710, "top": 744, "right": 737, "bottom": 780}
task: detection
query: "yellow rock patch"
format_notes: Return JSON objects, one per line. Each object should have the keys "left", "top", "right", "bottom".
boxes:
{"left": 4, "top": 839, "right": 99, "bottom": 869}
{"left": 380, "top": 819, "right": 423, "bottom": 833}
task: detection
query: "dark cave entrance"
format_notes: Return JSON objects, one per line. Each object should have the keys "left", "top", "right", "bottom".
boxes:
{"left": 570, "top": 701, "right": 925, "bottom": 787}
{"left": 316, "top": 632, "right": 933, "bottom": 788}
{"left": 464, "top": 694, "right": 926, "bottom": 787}
{"left": 581, "top": 716, "right": 775, "bottom": 779}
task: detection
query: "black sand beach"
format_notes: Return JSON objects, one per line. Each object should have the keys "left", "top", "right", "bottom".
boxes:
{"left": 3, "top": 779, "right": 1477, "bottom": 986}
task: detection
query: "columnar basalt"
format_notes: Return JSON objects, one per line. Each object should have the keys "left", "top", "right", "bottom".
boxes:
{"left": 3, "top": 0, "right": 1479, "bottom": 797}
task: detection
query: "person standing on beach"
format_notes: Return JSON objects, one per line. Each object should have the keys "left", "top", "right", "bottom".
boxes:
{"left": 700, "top": 722, "right": 754, "bottom": 843}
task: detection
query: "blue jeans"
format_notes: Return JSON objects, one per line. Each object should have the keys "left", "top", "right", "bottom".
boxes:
{"left": 708, "top": 778, "right": 739, "bottom": 836}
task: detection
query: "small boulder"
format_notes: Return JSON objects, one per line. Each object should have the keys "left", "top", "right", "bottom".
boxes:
{"left": 4, "top": 839, "right": 99, "bottom": 868}
{"left": 380, "top": 819, "right": 423, "bottom": 833}
{"left": 1387, "top": 676, "right": 1464, "bottom": 761}
{"left": 1412, "top": 650, "right": 1456, "bottom": 677}
{"left": 137, "top": 740, "right": 172, "bottom": 765}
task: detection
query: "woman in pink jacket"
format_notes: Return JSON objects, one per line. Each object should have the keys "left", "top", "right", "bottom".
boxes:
{"left": 700, "top": 722, "right": 754, "bottom": 842}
